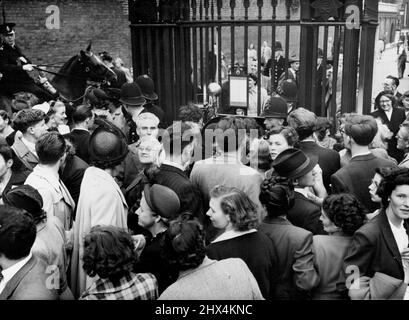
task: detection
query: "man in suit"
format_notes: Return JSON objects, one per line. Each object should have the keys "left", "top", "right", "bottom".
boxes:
{"left": 65, "top": 105, "right": 93, "bottom": 164}
{"left": 287, "top": 107, "right": 340, "bottom": 193}
{"left": 331, "top": 114, "right": 397, "bottom": 212}
{"left": 11, "top": 109, "right": 48, "bottom": 171}
{"left": 155, "top": 122, "right": 204, "bottom": 223}
{"left": 0, "top": 205, "right": 58, "bottom": 300}
{"left": 272, "top": 148, "right": 326, "bottom": 235}
{"left": 278, "top": 51, "right": 299, "bottom": 91}
{"left": 343, "top": 169, "right": 409, "bottom": 299}
{"left": 371, "top": 91, "right": 406, "bottom": 163}
{"left": 383, "top": 75, "right": 402, "bottom": 99}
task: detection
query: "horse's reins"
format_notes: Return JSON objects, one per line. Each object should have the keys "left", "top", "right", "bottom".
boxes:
{"left": 32, "top": 65, "right": 92, "bottom": 80}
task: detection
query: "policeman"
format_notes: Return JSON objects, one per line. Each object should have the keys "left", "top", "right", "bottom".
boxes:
{"left": 0, "top": 23, "right": 56, "bottom": 102}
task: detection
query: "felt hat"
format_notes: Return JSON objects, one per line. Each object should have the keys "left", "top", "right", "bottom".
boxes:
{"left": 136, "top": 75, "right": 158, "bottom": 101}
{"left": 119, "top": 82, "right": 146, "bottom": 106}
{"left": 3, "top": 185, "right": 43, "bottom": 217}
{"left": 144, "top": 184, "right": 180, "bottom": 219}
{"left": 260, "top": 97, "right": 288, "bottom": 119}
{"left": 272, "top": 148, "right": 318, "bottom": 179}
{"left": 288, "top": 51, "right": 300, "bottom": 63}
{"left": 89, "top": 118, "right": 129, "bottom": 168}
{"left": 279, "top": 80, "right": 298, "bottom": 102}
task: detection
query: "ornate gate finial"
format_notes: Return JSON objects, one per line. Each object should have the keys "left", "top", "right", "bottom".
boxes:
{"left": 310, "top": 0, "right": 343, "bottom": 21}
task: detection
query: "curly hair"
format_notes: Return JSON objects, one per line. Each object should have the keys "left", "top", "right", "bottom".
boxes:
{"left": 82, "top": 225, "right": 137, "bottom": 280}
{"left": 160, "top": 212, "right": 206, "bottom": 271}
{"left": 259, "top": 175, "right": 295, "bottom": 217}
{"left": 377, "top": 168, "right": 409, "bottom": 209}
{"left": 267, "top": 126, "right": 299, "bottom": 147}
{"left": 322, "top": 194, "right": 366, "bottom": 236}
{"left": 178, "top": 103, "right": 203, "bottom": 123}
{"left": 209, "top": 185, "right": 260, "bottom": 231}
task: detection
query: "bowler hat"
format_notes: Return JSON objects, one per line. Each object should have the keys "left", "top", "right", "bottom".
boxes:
{"left": 136, "top": 75, "right": 158, "bottom": 101}
{"left": 272, "top": 148, "right": 318, "bottom": 180}
{"left": 119, "top": 82, "right": 146, "bottom": 106}
{"left": 89, "top": 118, "right": 129, "bottom": 168}
{"left": 288, "top": 51, "right": 300, "bottom": 63}
{"left": 279, "top": 80, "right": 298, "bottom": 102}
{"left": 3, "top": 185, "right": 44, "bottom": 218}
{"left": 260, "top": 97, "right": 288, "bottom": 119}
{"left": 144, "top": 184, "right": 180, "bottom": 219}
{"left": 0, "top": 23, "right": 15, "bottom": 36}
{"left": 274, "top": 41, "right": 283, "bottom": 51}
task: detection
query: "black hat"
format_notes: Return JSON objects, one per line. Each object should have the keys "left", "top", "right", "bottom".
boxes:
{"left": 0, "top": 23, "right": 15, "bottom": 36}
{"left": 3, "top": 185, "right": 43, "bottom": 218}
{"left": 89, "top": 118, "right": 129, "bottom": 168}
{"left": 136, "top": 75, "right": 158, "bottom": 101}
{"left": 272, "top": 148, "right": 318, "bottom": 180}
{"left": 260, "top": 97, "right": 288, "bottom": 119}
{"left": 274, "top": 41, "right": 283, "bottom": 51}
{"left": 279, "top": 80, "right": 298, "bottom": 102}
{"left": 144, "top": 184, "right": 180, "bottom": 220}
{"left": 120, "top": 82, "right": 146, "bottom": 106}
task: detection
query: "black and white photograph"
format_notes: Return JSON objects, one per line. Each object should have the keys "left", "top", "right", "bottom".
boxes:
{"left": 0, "top": 0, "right": 409, "bottom": 311}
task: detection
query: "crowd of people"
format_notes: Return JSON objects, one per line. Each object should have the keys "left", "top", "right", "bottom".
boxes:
{"left": 2, "top": 22, "right": 409, "bottom": 301}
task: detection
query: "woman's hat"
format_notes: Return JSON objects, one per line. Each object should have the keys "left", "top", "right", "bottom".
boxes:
{"left": 272, "top": 148, "right": 318, "bottom": 179}
{"left": 144, "top": 184, "right": 180, "bottom": 219}
{"left": 3, "top": 185, "right": 43, "bottom": 217}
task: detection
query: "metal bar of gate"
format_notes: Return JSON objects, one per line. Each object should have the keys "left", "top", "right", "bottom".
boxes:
{"left": 192, "top": 0, "right": 198, "bottom": 103}
{"left": 331, "top": 26, "right": 341, "bottom": 131}
{"left": 199, "top": 0, "right": 204, "bottom": 103}
{"left": 217, "top": 0, "right": 222, "bottom": 84}
{"left": 204, "top": 0, "right": 210, "bottom": 102}
{"left": 230, "top": 1, "right": 235, "bottom": 75}
{"left": 257, "top": 0, "right": 263, "bottom": 116}
{"left": 270, "top": 1, "right": 277, "bottom": 95}
{"left": 210, "top": 0, "right": 215, "bottom": 83}
{"left": 321, "top": 26, "right": 329, "bottom": 117}
{"left": 244, "top": 0, "right": 249, "bottom": 75}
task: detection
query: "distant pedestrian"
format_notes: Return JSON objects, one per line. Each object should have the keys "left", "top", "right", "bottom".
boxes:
{"left": 397, "top": 49, "right": 407, "bottom": 79}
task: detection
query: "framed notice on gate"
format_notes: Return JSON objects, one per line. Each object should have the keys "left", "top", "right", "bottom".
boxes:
{"left": 229, "top": 75, "right": 248, "bottom": 109}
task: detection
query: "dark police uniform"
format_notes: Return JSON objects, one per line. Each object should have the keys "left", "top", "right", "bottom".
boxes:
{"left": 0, "top": 23, "right": 55, "bottom": 102}
{"left": 263, "top": 55, "right": 286, "bottom": 92}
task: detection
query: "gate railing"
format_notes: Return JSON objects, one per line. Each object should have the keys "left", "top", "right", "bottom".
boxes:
{"left": 129, "top": 0, "right": 379, "bottom": 127}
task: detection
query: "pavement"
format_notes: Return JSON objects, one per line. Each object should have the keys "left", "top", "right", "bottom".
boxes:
{"left": 372, "top": 44, "right": 409, "bottom": 100}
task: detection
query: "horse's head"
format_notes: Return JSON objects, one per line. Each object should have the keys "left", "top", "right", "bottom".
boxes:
{"left": 79, "top": 42, "right": 117, "bottom": 84}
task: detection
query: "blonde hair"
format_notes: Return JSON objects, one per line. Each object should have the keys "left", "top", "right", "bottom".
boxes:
{"left": 135, "top": 112, "right": 160, "bottom": 128}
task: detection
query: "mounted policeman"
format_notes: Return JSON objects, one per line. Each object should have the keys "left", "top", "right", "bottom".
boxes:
{"left": 0, "top": 22, "right": 57, "bottom": 102}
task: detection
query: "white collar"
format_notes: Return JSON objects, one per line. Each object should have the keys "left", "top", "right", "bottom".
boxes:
{"left": 350, "top": 151, "right": 372, "bottom": 160}
{"left": 211, "top": 229, "right": 257, "bottom": 244}
{"left": 0, "top": 252, "right": 32, "bottom": 294}
{"left": 295, "top": 187, "right": 310, "bottom": 198}
{"left": 162, "top": 160, "right": 185, "bottom": 171}
{"left": 72, "top": 127, "right": 89, "bottom": 132}
{"left": 21, "top": 136, "right": 37, "bottom": 155}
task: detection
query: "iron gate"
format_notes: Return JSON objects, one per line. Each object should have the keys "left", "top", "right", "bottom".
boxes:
{"left": 128, "top": 0, "right": 379, "bottom": 126}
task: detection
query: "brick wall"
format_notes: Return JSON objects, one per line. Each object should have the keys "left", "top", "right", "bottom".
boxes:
{"left": 3, "top": 0, "right": 132, "bottom": 69}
